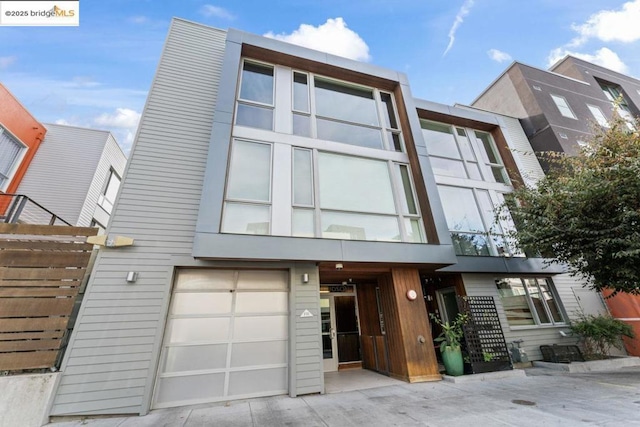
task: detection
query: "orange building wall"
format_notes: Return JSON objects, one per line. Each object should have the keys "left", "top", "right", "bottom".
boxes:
{"left": 0, "top": 83, "right": 47, "bottom": 195}
{"left": 602, "top": 289, "right": 640, "bottom": 356}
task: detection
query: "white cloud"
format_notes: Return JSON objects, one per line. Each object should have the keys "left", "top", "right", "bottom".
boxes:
{"left": 264, "top": 18, "right": 371, "bottom": 62}
{"left": 128, "top": 16, "right": 149, "bottom": 25}
{"left": 547, "top": 47, "right": 629, "bottom": 73}
{"left": 487, "top": 49, "right": 512, "bottom": 63}
{"left": 443, "top": 0, "right": 475, "bottom": 56}
{"left": 199, "top": 5, "right": 234, "bottom": 20}
{"left": 94, "top": 108, "right": 141, "bottom": 129}
{"left": 570, "top": 0, "right": 640, "bottom": 46}
{"left": 0, "top": 56, "right": 16, "bottom": 69}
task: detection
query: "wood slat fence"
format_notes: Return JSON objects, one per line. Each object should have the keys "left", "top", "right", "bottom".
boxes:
{"left": 0, "top": 223, "right": 97, "bottom": 371}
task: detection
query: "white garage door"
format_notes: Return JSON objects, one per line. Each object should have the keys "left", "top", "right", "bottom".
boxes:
{"left": 152, "top": 269, "right": 289, "bottom": 409}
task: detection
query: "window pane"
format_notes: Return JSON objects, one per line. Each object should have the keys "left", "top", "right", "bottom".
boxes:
{"left": 588, "top": 105, "right": 609, "bottom": 127}
{"left": 524, "top": 279, "right": 551, "bottom": 324}
{"left": 496, "top": 279, "right": 535, "bottom": 326}
{"left": 171, "top": 293, "right": 232, "bottom": 315}
{"left": 538, "top": 279, "right": 564, "bottom": 323}
{"left": 404, "top": 218, "right": 424, "bottom": 243}
{"left": 163, "top": 344, "right": 228, "bottom": 373}
{"left": 292, "top": 113, "right": 311, "bottom": 137}
{"left": 466, "top": 162, "right": 482, "bottom": 180}
{"left": 380, "top": 93, "right": 398, "bottom": 129}
{"left": 292, "top": 208, "right": 315, "bottom": 237}
{"left": 321, "top": 211, "right": 400, "bottom": 242}
{"left": 491, "top": 166, "right": 508, "bottom": 184}
{"left": 175, "top": 269, "right": 236, "bottom": 291}
{"left": 227, "top": 141, "right": 271, "bottom": 201}
{"left": 236, "top": 270, "right": 288, "bottom": 290}
{"left": 475, "top": 132, "right": 499, "bottom": 164}
{"left": 398, "top": 164, "right": 417, "bottom": 215}
{"left": 314, "top": 78, "right": 379, "bottom": 126}
{"left": 550, "top": 94, "right": 576, "bottom": 119}
{"left": 222, "top": 203, "right": 270, "bottom": 235}
{"left": 451, "top": 233, "right": 490, "bottom": 256}
{"left": 236, "top": 104, "right": 273, "bottom": 130}
{"left": 388, "top": 131, "right": 403, "bottom": 152}
{"left": 438, "top": 186, "right": 486, "bottom": 233}
{"left": 293, "top": 72, "right": 309, "bottom": 112}
{"left": 455, "top": 129, "right": 477, "bottom": 161}
{"left": 103, "top": 172, "right": 121, "bottom": 205}
{"left": 316, "top": 118, "right": 383, "bottom": 150}
{"left": 475, "top": 190, "right": 501, "bottom": 234}
{"left": 429, "top": 157, "right": 467, "bottom": 178}
{"left": 318, "top": 153, "right": 395, "bottom": 214}
{"left": 239, "top": 62, "right": 273, "bottom": 104}
{"left": 0, "top": 128, "right": 23, "bottom": 181}
{"left": 293, "top": 148, "right": 313, "bottom": 205}
{"left": 421, "top": 121, "right": 461, "bottom": 159}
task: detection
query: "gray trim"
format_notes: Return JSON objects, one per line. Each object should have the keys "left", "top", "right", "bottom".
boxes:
{"left": 438, "top": 256, "right": 565, "bottom": 274}
{"left": 414, "top": 99, "right": 501, "bottom": 126}
{"left": 193, "top": 232, "right": 457, "bottom": 264}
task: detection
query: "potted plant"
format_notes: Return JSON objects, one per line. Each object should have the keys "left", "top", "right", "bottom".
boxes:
{"left": 430, "top": 313, "right": 469, "bottom": 376}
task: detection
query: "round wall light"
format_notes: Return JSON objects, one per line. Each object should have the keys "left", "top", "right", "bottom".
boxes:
{"left": 406, "top": 289, "right": 417, "bottom": 301}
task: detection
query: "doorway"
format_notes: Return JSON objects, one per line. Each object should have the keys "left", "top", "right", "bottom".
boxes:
{"left": 320, "top": 286, "right": 361, "bottom": 372}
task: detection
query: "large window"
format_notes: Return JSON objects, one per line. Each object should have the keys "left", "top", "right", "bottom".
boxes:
{"left": 550, "top": 94, "right": 577, "bottom": 119}
{"left": 0, "top": 126, "right": 26, "bottom": 190}
{"left": 420, "top": 120, "right": 508, "bottom": 184}
{"left": 587, "top": 104, "right": 609, "bottom": 128}
{"left": 496, "top": 278, "right": 566, "bottom": 327}
{"left": 598, "top": 80, "right": 635, "bottom": 130}
{"left": 98, "top": 169, "right": 121, "bottom": 214}
{"left": 224, "top": 59, "right": 426, "bottom": 243}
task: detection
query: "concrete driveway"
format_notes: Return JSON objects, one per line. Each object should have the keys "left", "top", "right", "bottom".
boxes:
{"left": 47, "top": 367, "right": 640, "bottom": 427}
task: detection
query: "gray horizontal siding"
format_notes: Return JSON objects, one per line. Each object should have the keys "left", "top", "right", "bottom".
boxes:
{"left": 50, "top": 19, "right": 227, "bottom": 416}
{"left": 16, "top": 124, "right": 110, "bottom": 225}
{"left": 462, "top": 273, "right": 585, "bottom": 361}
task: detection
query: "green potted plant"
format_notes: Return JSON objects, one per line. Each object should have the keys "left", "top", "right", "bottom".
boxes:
{"left": 430, "top": 312, "right": 469, "bottom": 376}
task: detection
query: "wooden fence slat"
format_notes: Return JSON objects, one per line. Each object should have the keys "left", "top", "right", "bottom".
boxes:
{"left": 0, "top": 298, "right": 75, "bottom": 318}
{"left": 0, "top": 317, "right": 69, "bottom": 332}
{"left": 0, "top": 350, "right": 58, "bottom": 370}
{"left": 0, "top": 268, "right": 86, "bottom": 280}
{"left": 0, "top": 338, "right": 61, "bottom": 352}
{"left": 0, "top": 251, "right": 91, "bottom": 268}
{"left": 0, "top": 223, "right": 98, "bottom": 237}
{"left": 0, "top": 288, "right": 79, "bottom": 297}
{"left": 0, "top": 240, "right": 93, "bottom": 251}
{"left": 0, "top": 280, "right": 82, "bottom": 288}
{"left": 0, "top": 331, "right": 64, "bottom": 340}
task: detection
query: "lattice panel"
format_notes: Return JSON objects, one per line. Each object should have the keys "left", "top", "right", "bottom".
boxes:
{"left": 457, "top": 296, "right": 512, "bottom": 373}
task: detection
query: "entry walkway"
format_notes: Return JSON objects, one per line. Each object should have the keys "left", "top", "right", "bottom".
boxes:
{"left": 47, "top": 367, "right": 640, "bottom": 426}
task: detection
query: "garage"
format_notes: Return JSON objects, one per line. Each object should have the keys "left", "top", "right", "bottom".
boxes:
{"left": 152, "top": 269, "right": 289, "bottom": 409}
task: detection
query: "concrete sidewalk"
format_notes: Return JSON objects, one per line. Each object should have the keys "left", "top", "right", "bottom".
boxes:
{"left": 47, "top": 367, "right": 640, "bottom": 427}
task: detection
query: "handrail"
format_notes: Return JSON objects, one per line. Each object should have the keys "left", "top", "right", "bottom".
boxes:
{"left": 0, "top": 193, "right": 72, "bottom": 226}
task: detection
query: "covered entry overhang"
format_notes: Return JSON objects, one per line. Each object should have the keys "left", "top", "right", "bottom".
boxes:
{"left": 318, "top": 262, "right": 448, "bottom": 383}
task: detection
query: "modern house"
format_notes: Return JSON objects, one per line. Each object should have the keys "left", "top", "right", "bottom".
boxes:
{"left": 472, "top": 57, "right": 640, "bottom": 355}
{"left": 472, "top": 56, "right": 640, "bottom": 162}
{"left": 47, "top": 18, "right": 608, "bottom": 418}
{"left": 15, "top": 123, "right": 126, "bottom": 229}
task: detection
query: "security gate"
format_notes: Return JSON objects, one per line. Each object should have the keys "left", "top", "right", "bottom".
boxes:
{"left": 152, "top": 269, "right": 289, "bottom": 409}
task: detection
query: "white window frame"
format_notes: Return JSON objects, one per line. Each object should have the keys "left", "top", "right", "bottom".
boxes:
{"left": 550, "top": 94, "right": 577, "bottom": 119}
{"left": 235, "top": 59, "right": 276, "bottom": 131}
{"left": 587, "top": 104, "right": 609, "bottom": 128}
{"left": 97, "top": 168, "right": 121, "bottom": 214}
{"left": 496, "top": 277, "right": 567, "bottom": 328}
{"left": 0, "top": 125, "right": 28, "bottom": 192}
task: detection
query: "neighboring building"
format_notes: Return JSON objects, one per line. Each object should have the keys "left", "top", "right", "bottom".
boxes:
{"left": 473, "top": 57, "right": 640, "bottom": 356}
{"left": 16, "top": 124, "right": 126, "bottom": 229}
{"left": 48, "top": 19, "right": 606, "bottom": 418}
{"left": 472, "top": 56, "right": 640, "bottom": 163}
{"left": 0, "top": 83, "right": 46, "bottom": 195}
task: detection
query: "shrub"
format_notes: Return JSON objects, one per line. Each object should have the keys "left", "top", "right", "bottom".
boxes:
{"left": 570, "top": 314, "right": 635, "bottom": 359}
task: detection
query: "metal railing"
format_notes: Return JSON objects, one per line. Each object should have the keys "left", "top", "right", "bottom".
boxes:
{"left": 0, "top": 193, "right": 72, "bottom": 226}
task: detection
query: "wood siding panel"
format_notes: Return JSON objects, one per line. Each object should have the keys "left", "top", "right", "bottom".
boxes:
{"left": 49, "top": 20, "right": 228, "bottom": 416}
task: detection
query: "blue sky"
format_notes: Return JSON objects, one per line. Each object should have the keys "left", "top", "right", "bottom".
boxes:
{"left": 2, "top": 0, "right": 640, "bottom": 153}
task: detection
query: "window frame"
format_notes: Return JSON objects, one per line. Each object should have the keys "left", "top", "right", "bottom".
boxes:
{"left": 550, "top": 94, "right": 577, "bottom": 119}
{"left": 235, "top": 59, "right": 276, "bottom": 131}
{"left": 97, "top": 168, "right": 122, "bottom": 214}
{"left": 495, "top": 277, "right": 567, "bottom": 328}
{"left": 587, "top": 104, "right": 609, "bottom": 128}
{"left": 0, "top": 125, "right": 28, "bottom": 192}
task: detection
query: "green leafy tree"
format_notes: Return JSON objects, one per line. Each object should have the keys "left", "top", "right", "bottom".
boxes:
{"left": 502, "top": 114, "right": 640, "bottom": 295}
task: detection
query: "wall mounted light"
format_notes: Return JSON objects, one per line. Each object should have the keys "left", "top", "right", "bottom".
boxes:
{"left": 126, "top": 271, "right": 138, "bottom": 283}
{"left": 406, "top": 289, "right": 418, "bottom": 301}
{"left": 335, "top": 263, "right": 343, "bottom": 270}
{"left": 302, "top": 273, "right": 309, "bottom": 284}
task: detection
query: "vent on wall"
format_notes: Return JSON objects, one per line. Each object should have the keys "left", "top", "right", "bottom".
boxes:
{"left": 559, "top": 132, "right": 568, "bottom": 139}
{"left": 532, "top": 85, "right": 542, "bottom": 91}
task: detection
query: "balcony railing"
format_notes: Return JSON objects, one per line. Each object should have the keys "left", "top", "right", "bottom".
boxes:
{"left": 0, "top": 193, "right": 71, "bottom": 226}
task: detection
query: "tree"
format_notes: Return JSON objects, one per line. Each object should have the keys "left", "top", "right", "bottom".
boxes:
{"left": 502, "top": 115, "right": 640, "bottom": 295}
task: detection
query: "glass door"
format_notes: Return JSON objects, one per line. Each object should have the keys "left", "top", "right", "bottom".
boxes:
{"left": 321, "top": 295, "right": 338, "bottom": 372}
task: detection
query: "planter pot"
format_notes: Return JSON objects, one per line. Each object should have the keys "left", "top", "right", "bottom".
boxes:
{"left": 441, "top": 345, "right": 464, "bottom": 376}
